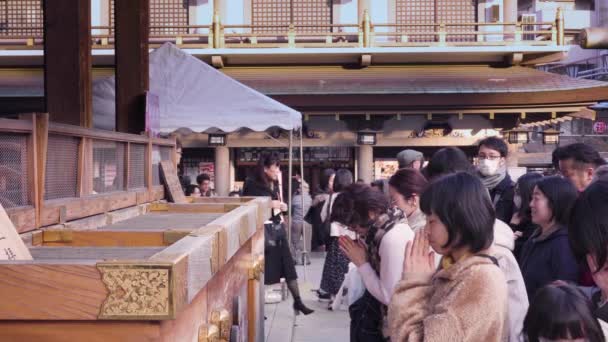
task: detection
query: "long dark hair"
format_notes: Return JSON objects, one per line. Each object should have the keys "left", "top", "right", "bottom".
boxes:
{"left": 319, "top": 168, "right": 336, "bottom": 194}
{"left": 388, "top": 168, "right": 428, "bottom": 200}
{"left": 331, "top": 183, "right": 390, "bottom": 228}
{"left": 515, "top": 172, "right": 543, "bottom": 222}
{"left": 569, "top": 179, "right": 608, "bottom": 270}
{"left": 524, "top": 282, "right": 604, "bottom": 342}
{"left": 254, "top": 152, "right": 281, "bottom": 187}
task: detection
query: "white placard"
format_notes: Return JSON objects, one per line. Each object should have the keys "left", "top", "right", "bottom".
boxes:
{"left": 0, "top": 204, "right": 33, "bottom": 260}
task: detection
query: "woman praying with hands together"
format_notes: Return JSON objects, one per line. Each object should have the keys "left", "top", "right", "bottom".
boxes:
{"left": 388, "top": 172, "right": 508, "bottom": 342}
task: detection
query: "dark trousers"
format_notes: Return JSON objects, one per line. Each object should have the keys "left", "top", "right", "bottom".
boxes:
{"left": 349, "top": 291, "right": 386, "bottom": 342}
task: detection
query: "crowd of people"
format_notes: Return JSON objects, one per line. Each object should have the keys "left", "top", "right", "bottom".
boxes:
{"left": 242, "top": 138, "right": 608, "bottom": 342}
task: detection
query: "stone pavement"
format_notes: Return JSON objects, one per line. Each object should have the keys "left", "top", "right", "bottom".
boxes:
{"left": 264, "top": 252, "right": 350, "bottom": 342}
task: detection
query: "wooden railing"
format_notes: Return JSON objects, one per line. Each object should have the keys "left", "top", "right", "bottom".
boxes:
{"left": 0, "top": 114, "right": 176, "bottom": 234}
{"left": 0, "top": 9, "right": 567, "bottom": 49}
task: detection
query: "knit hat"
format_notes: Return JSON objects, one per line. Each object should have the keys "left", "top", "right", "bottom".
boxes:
{"left": 397, "top": 149, "right": 424, "bottom": 168}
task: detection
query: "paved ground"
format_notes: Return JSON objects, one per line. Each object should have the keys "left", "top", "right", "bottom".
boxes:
{"left": 264, "top": 252, "right": 350, "bottom": 342}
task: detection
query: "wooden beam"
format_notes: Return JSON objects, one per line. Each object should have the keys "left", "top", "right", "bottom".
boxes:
{"left": 115, "top": 0, "right": 150, "bottom": 134}
{"left": 34, "top": 113, "right": 49, "bottom": 229}
{"left": 43, "top": 0, "right": 92, "bottom": 127}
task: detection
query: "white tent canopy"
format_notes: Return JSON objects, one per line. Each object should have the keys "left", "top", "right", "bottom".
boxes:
{"left": 92, "top": 43, "right": 302, "bottom": 133}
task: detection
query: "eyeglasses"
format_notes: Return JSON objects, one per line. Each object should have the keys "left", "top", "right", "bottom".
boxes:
{"left": 477, "top": 155, "right": 501, "bottom": 161}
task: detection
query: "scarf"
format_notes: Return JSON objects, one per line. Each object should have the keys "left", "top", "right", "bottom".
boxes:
{"left": 367, "top": 207, "right": 407, "bottom": 275}
{"left": 480, "top": 163, "right": 507, "bottom": 191}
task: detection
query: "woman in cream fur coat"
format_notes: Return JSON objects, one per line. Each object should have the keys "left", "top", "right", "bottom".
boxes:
{"left": 388, "top": 172, "right": 508, "bottom": 342}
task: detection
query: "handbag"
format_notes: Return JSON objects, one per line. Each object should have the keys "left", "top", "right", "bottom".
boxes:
{"left": 264, "top": 220, "right": 286, "bottom": 249}
{"left": 320, "top": 194, "right": 333, "bottom": 245}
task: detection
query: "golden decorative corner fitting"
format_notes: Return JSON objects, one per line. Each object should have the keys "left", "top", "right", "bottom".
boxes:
{"left": 96, "top": 262, "right": 175, "bottom": 320}
{"left": 210, "top": 309, "right": 232, "bottom": 340}
{"left": 198, "top": 323, "right": 220, "bottom": 342}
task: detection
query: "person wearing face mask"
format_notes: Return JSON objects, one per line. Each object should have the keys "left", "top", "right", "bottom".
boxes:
{"left": 510, "top": 173, "right": 543, "bottom": 261}
{"left": 387, "top": 169, "right": 428, "bottom": 232}
{"left": 477, "top": 137, "right": 516, "bottom": 224}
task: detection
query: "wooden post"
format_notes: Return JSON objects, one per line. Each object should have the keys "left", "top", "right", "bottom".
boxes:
{"left": 115, "top": 0, "right": 149, "bottom": 134}
{"left": 34, "top": 114, "right": 49, "bottom": 228}
{"left": 555, "top": 7, "right": 564, "bottom": 46}
{"left": 43, "top": 0, "right": 92, "bottom": 127}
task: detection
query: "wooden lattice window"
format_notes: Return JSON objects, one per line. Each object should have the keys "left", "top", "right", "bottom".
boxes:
{"left": 396, "top": 0, "right": 436, "bottom": 42}
{"left": 0, "top": 0, "right": 43, "bottom": 36}
{"left": 292, "top": 0, "right": 331, "bottom": 33}
{"left": 396, "top": 0, "right": 477, "bottom": 42}
{"left": 110, "top": 0, "right": 189, "bottom": 35}
{"left": 252, "top": 0, "right": 291, "bottom": 33}
{"left": 436, "top": 0, "right": 477, "bottom": 42}
{"left": 252, "top": 0, "right": 331, "bottom": 33}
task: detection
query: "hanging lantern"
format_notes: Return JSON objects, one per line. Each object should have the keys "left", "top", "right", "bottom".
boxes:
{"left": 504, "top": 128, "right": 531, "bottom": 144}
{"left": 541, "top": 128, "right": 560, "bottom": 145}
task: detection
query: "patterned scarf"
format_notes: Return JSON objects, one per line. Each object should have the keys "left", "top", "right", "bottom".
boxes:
{"left": 367, "top": 207, "right": 407, "bottom": 275}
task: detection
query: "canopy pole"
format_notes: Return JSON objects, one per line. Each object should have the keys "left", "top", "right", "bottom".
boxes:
{"left": 287, "top": 130, "right": 293, "bottom": 255}
{"left": 299, "top": 127, "right": 308, "bottom": 280}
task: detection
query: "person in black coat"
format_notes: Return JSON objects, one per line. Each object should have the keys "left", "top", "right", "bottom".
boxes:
{"left": 242, "top": 152, "right": 313, "bottom": 315}
{"left": 519, "top": 176, "right": 579, "bottom": 299}
{"left": 476, "top": 137, "right": 516, "bottom": 223}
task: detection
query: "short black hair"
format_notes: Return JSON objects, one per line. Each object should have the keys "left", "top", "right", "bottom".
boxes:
{"left": 524, "top": 282, "right": 604, "bottom": 342}
{"left": 559, "top": 143, "right": 607, "bottom": 169}
{"left": 569, "top": 179, "right": 608, "bottom": 270}
{"left": 333, "top": 169, "right": 354, "bottom": 193}
{"left": 330, "top": 183, "right": 390, "bottom": 227}
{"left": 196, "top": 173, "right": 211, "bottom": 185}
{"left": 535, "top": 176, "right": 578, "bottom": 226}
{"left": 478, "top": 136, "right": 508, "bottom": 158}
{"left": 420, "top": 172, "right": 495, "bottom": 253}
{"left": 424, "top": 147, "right": 474, "bottom": 180}
{"left": 515, "top": 172, "right": 543, "bottom": 222}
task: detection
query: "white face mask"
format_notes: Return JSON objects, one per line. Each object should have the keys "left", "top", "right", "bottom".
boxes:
{"left": 479, "top": 159, "right": 501, "bottom": 176}
{"left": 513, "top": 194, "right": 522, "bottom": 209}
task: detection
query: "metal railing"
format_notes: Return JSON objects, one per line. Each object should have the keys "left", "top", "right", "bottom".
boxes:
{"left": 539, "top": 53, "right": 608, "bottom": 80}
{"left": 0, "top": 8, "right": 567, "bottom": 49}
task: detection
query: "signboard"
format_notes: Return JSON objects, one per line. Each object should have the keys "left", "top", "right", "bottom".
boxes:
{"left": 374, "top": 159, "right": 399, "bottom": 180}
{"left": 594, "top": 121, "right": 607, "bottom": 134}
{"left": 145, "top": 92, "right": 161, "bottom": 138}
{"left": 199, "top": 162, "right": 216, "bottom": 189}
{"left": 160, "top": 161, "right": 187, "bottom": 203}
{"left": 0, "top": 203, "right": 33, "bottom": 260}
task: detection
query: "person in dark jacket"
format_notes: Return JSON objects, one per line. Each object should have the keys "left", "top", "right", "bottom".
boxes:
{"left": 242, "top": 152, "right": 313, "bottom": 315}
{"left": 510, "top": 172, "right": 543, "bottom": 261}
{"left": 519, "top": 176, "right": 579, "bottom": 299}
{"left": 476, "top": 137, "right": 515, "bottom": 223}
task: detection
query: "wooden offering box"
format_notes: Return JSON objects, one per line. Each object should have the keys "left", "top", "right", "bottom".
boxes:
{"left": 0, "top": 197, "right": 270, "bottom": 342}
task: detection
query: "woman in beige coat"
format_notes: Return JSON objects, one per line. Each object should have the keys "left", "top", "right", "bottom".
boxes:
{"left": 388, "top": 172, "right": 508, "bottom": 342}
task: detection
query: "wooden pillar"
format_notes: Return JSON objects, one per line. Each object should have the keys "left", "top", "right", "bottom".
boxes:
{"left": 215, "top": 146, "right": 230, "bottom": 196}
{"left": 357, "top": 145, "right": 373, "bottom": 184}
{"left": 503, "top": 0, "right": 518, "bottom": 34}
{"left": 43, "top": 0, "right": 92, "bottom": 127}
{"left": 358, "top": 0, "right": 370, "bottom": 23}
{"left": 115, "top": 0, "right": 149, "bottom": 134}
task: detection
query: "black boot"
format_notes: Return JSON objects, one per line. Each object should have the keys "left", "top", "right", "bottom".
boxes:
{"left": 287, "top": 280, "right": 314, "bottom": 315}
{"left": 293, "top": 297, "right": 314, "bottom": 315}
